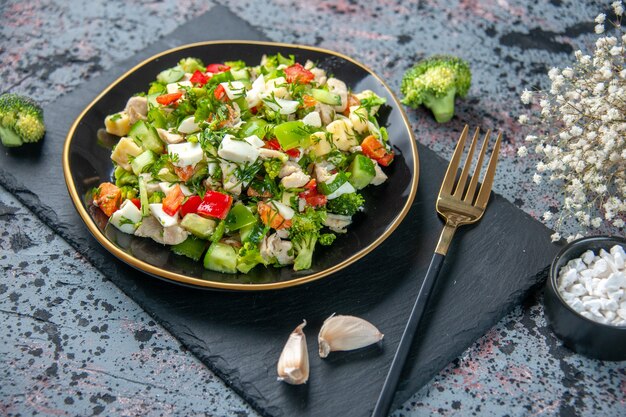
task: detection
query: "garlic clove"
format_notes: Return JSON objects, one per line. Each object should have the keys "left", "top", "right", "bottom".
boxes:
{"left": 318, "top": 314, "right": 384, "bottom": 358}
{"left": 277, "top": 320, "right": 309, "bottom": 385}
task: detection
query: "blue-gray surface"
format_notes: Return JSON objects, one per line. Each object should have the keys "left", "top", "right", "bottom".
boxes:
{"left": 0, "top": 0, "right": 624, "bottom": 416}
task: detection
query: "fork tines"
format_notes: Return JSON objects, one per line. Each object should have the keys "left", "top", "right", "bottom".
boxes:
{"left": 441, "top": 125, "right": 502, "bottom": 208}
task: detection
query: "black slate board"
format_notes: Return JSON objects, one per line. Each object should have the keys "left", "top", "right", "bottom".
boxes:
{"left": 0, "top": 6, "right": 560, "bottom": 417}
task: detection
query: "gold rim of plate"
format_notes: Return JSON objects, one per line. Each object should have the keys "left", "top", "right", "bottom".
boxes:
{"left": 62, "top": 40, "right": 420, "bottom": 291}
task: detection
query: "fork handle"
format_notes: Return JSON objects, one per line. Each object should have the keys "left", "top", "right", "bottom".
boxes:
{"left": 371, "top": 252, "right": 445, "bottom": 417}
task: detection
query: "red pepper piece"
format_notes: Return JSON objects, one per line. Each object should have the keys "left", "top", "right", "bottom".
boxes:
{"left": 189, "top": 70, "right": 210, "bottom": 86}
{"left": 284, "top": 63, "right": 314, "bottom": 84}
{"left": 214, "top": 84, "right": 227, "bottom": 101}
{"left": 264, "top": 138, "right": 282, "bottom": 150}
{"left": 285, "top": 148, "right": 300, "bottom": 158}
{"left": 206, "top": 63, "right": 230, "bottom": 73}
{"left": 197, "top": 190, "right": 233, "bottom": 220}
{"left": 180, "top": 195, "right": 202, "bottom": 218}
{"left": 162, "top": 184, "right": 185, "bottom": 216}
{"left": 156, "top": 92, "right": 184, "bottom": 106}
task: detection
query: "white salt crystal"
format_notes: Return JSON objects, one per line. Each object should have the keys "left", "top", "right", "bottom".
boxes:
{"left": 569, "top": 298, "right": 585, "bottom": 313}
{"left": 602, "top": 299, "right": 618, "bottom": 311}
{"left": 608, "top": 290, "right": 624, "bottom": 302}
{"left": 618, "top": 309, "right": 626, "bottom": 320}
{"left": 599, "top": 248, "right": 610, "bottom": 259}
{"left": 581, "top": 250, "right": 595, "bottom": 265}
{"left": 604, "top": 310, "right": 616, "bottom": 321}
{"left": 569, "top": 283, "right": 586, "bottom": 297}
{"left": 613, "top": 251, "right": 625, "bottom": 270}
{"left": 610, "top": 244, "right": 626, "bottom": 258}
{"left": 605, "top": 272, "right": 626, "bottom": 292}
{"left": 561, "top": 268, "right": 578, "bottom": 288}
{"left": 584, "top": 299, "right": 603, "bottom": 313}
{"left": 580, "top": 269, "right": 593, "bottom": 278}
{"left": 592, "top": 259, "right": 608, "bottom": 276}
{"left": 581, "top": 311, "right": 594, "bottom": 320}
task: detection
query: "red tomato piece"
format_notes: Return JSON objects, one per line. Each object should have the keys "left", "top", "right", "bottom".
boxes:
{"left": 197, "top": 190, "right": 233, "bottom": 220}
{"left": 156, "top": 92, "right": 184, "bottom": 106}
{"left": 206, "top": 63, "right": 230, "bottom": 73}
{"left": 189, "top": 70, "right": 210, "bottom": 86}
{"left": 162, "top": 184, "right": 185, "bottom": 216}
{"left": 180, "top": 195, "right": 202, "bottom": 217}
{"left": 284, "top": 63, "right": 314, "bottom": 84}
{"left": 131, "top": 198, "right": 141, "bottom": 209}
{"left": 377, "top": 152, "right": 394, "bottom": 167}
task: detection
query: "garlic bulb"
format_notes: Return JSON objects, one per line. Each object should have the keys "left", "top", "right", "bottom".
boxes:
{"left": 277, "top": 320, "right": 309, "bottom": 385}
{"left": 318, "top": 314, "right": 383, "bottom": 358}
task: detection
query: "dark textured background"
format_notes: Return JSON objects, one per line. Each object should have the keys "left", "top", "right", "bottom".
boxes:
{"left": 1, "top": 1, "right": 625, "bottom": 416}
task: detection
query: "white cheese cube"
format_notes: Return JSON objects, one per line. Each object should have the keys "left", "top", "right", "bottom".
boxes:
{"left": 244, "top": 134, "right": 265, "bottom": 148}
{"left": 178, "top": 116, "right": 200, "bottom": 134}
{"left": 245, "top": 74, "right": 265, "bottom": 108}
{"left": 139, "top": 173, "right": 161, "bottom": 193}
{"left": 110, "top": 200, "right": 143, "bottom": 234}
{"left": 220, "top": 81, "right": 246, "bottom": 100}
{"left": 218, "top": 134, "right": 259, "bottom": 164}
{"left": 168, "top": 142, "right": 203, "bottom": 167}
{"left": 166, "top": 81, "right": 192, "bottom": 94}
{"left": 149, "top": 203, "right": 179, "bottom": 228}
{"left": 302, "top": 111, "right": 322, "bottom": 127}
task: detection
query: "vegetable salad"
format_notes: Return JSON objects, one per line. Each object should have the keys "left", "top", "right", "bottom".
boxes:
{"left": 93, "top": 54, "right": 394, "bottom": 273}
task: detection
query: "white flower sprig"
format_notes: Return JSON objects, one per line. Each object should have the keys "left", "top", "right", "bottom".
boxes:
{"left": 518, "top": 1, "right": 625, "bottom": 242}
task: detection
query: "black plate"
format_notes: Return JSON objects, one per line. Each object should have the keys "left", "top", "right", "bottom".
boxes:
{"left": 63, "top": 41, "right": 419, "bottom": 290}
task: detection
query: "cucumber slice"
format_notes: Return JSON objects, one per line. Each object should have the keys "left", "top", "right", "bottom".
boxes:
{"left": 203, "top": 242, "right": 238, "bottom": 273}
{"left": 318, "top": 172, "right": 349, "bottom": 195}
{"left": 130, "top": 150, "right": 156, "bottom": 175}
{"left": 181, "top": 213, "right": 216, "bottom": 239}
{"left": 225, "top": 204, "right": 257, "bottom": 231}
{"left": 172, "top": 236, "right": 208, "bottom": 261}
{"left": 311, "top": 88, "right": 341, "bottom": 106}
{"left": 348, "top": 154, "right": 376, "bottom": 190}
{"left": 129, "top": 120, "right": 164, "bottom": 154}
{"left": 240, "top": 222, "right": 264, "bottom": 244}
{"left": 157, "top": 67, "right": 184, "bottom": 84}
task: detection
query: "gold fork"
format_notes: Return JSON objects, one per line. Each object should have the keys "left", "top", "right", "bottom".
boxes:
{"left": 372, "top": 125, "right": 502, "bottom": 417}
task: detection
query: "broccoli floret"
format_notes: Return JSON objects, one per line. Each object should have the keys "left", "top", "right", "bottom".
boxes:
{"left": 318, "top": 233, "right": 336, "bottom": 246}
{"left": 179, "top": 57, "right": 205, "bottom": 73}
{"left": 0, "top": 93, "right": 46, "bottom": 147}
{"left": 263, "top": 158, "right": 283, "bottom": 180}
{"left": 148, "top": 191, "right": 165, "bottom": 204}
{"left": 400, "top": 55, "right": 471, "bottom": 123}
{"left": 289, "top": 207, "right": 327, "bottom": 271}
{"left": 236, "top": 242, "right": 266, "bottom": 273}
{"left": 327, "top": 192, "right": 365, "bottom": 216}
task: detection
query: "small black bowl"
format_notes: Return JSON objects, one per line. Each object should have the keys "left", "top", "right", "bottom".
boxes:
{"left": 544, "top": 235, "right": 626, "bottom": 361}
